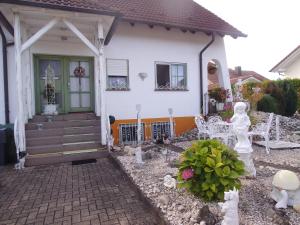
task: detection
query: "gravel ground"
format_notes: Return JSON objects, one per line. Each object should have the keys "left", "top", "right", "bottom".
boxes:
{"left": 115, "top": 144, "right": 300, "bottom": 225}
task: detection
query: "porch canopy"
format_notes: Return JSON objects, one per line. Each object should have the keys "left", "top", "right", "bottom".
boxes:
{"left": 0, "top": 3, "right": 120, "bottom": 151}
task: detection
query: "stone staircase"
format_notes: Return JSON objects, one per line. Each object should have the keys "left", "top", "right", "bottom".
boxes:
{"left": 25, "top": 113, "right": 107, "bottom": 166}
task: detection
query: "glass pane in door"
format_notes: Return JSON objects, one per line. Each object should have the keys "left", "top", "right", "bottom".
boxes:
{"left": 39, "top": 59, "right": 63, "bottom": 113}
{"left": 68, "top": 60, "right": 92, "bottom": 111}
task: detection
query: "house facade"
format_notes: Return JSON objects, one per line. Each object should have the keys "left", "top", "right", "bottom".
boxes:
{"left": 0, "top": 0, "right": 245, "bottom": 163}
{"left": 270, "top": 45, "right": 300, "bottom": 79}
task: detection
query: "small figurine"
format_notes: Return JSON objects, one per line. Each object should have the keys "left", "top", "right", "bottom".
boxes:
{"left": 231, "top": 102, "right": 256, "bottom": 177}
{"left": 218, "top": 188, "right": 239, "bottom": 225}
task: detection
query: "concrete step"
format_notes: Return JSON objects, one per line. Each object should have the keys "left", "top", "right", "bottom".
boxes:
{"left": 25, "top": 148, "right": 108, "bottom": 166}
{"left": 26, "top": 126, "right": 100, "bottom": 138}
{"left": 27, "top": 141, "right": 101, "bottom": 155}
{"left": 25, "top": 119, "right": 100, "bottom": 130}
{"left": 29, "top": 113, "right": 98, "bottom": 122}
{"left": 26, "top": 133, "right": 100, "bottom": 147}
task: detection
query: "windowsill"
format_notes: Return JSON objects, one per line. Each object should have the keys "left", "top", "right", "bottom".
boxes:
{"left": 106, "top": 88, "right": 130, "bottom": 91}
{"left": 154, "top": 88, "right": 189, "bottom": 92}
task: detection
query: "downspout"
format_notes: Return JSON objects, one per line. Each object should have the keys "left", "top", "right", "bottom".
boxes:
{"left": 0, "top": 25, "right": 10, "bottom": 124}
{"left": 199, "top": 32, "right": 215, "bottom": 115}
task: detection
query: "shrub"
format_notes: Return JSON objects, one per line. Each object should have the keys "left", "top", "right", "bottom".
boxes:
{"left": 241, "top": 82, "right": 264, "bottom": 110}
{"left": 177, "top": 140, "right": 245, "bottom": 201}
{"left": 276, "top": 80, "right": 298, "bottom": 116}
{"left": 257, "top": 94, "right": 278, "bottom": 114}
{"left": 263, "top": 81, "right": 285, "bottom": 115}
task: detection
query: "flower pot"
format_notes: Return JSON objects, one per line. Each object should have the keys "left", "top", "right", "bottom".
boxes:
{"left": 43, "top": 104, "right": 58, "bottom": 115}
{"left": 216, "top": 102, "right": 224, "bottom": 111}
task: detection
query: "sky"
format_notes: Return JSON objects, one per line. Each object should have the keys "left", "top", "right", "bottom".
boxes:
{"left": 194, "top": 0, "right": 300, "bottom": 80}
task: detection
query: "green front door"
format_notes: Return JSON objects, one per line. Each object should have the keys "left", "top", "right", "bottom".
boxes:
{"left": 35, "top": 55, "right": 94, "bottom": 114}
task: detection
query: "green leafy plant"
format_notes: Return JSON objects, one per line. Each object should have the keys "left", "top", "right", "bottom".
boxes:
{"left": 177, "top": 140, "right": 245, "bottom": 202}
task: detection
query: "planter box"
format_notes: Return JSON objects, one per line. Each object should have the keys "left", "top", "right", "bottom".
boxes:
{"left": 216, "top": 102, "right": 224, "bottom": 111}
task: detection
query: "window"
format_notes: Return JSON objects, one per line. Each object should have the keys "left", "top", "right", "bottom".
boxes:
{"left": 106, "top": 59, "right": 129, "bottom": 90}
{"left": 119, "top": 123, "right": 145, "bottom": 145}
{"left": 156, "top": 62, "right": 187, "bottom": 90}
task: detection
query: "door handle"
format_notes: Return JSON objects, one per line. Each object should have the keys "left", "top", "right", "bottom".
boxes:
{"left": 67, "top": 82, "right": 70, "bottom": 89}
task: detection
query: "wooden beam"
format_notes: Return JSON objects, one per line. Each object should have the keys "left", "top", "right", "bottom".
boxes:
{"left": 13, "top": 12, "right": 26, "bottom": 152}
{"left": 97, "top": 22, "right": 107, "bottom": 145}
{"left": 0, "top": 11, "right": 14, "bottom": 36}
{"left": 63, "top": 19, "right": 99, "bottom": 56}
{"left": 21, "top": 18, "right": 58, "bottom": 53}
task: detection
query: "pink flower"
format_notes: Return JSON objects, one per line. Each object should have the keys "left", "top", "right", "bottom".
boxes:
{"left": 182, "top": 168, "right": 194, "bottom": 180}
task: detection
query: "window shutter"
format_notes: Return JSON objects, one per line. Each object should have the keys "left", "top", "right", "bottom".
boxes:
{"left": 107, "top": 59, "right": 128, "bottom": 76}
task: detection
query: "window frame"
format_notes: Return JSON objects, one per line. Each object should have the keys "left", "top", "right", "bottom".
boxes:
{"left": 106, "top": 58, "right": 130, "bottom": 91}
{"left": 154, "top": 61, "right": 188, "bottom": 91}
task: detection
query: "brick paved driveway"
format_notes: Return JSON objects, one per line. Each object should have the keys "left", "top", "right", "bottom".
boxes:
{"left": 0, "top": 158, "right": 159, "bottom": 225}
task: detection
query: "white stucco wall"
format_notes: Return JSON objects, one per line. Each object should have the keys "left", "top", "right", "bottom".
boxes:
{"left": 5, "top": 22, "right": 230, "bottom": 122}
{"left": 286, "top": 59, "right": 300, "bottom": 79}
{"left": 0, "top": 36, "right": 4, "bottom": 124}
{"left": 105, "top": 22, "right": 230, "bottom": 119}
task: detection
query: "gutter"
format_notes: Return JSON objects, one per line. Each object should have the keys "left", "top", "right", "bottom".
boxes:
{"left": 0, "top": 11, "right": 14, "bottom": 124}
{"left": 0, "top": 25, "right": 10, "bottom": 124}
{"left": 199, "top": 32, "right": 215, "bottom": 115}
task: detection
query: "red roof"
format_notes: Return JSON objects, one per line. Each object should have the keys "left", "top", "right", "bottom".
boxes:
{"left": 208, "top": 65, "right": 269, "bottom": 90}
{"left": 1, "top": 0, "right": 246, "bottom": 38}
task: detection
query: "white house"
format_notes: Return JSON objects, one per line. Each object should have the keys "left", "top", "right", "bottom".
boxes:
{"left": 270, "top": 45, "right": 300, "bottom": 79}
{"left": 0, "top": 0, "right": 246, "bottom": 165}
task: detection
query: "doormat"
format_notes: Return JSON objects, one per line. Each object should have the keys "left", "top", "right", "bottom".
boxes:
{"left": 72, "top": 158, "right": 97, "bottom": 165}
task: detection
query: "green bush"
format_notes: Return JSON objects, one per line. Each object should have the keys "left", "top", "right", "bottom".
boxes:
{"left": 177, "top": 140, "right": 245, "bottom": 202}
{"left": 257, "top": 94, "right": 279, "bottom": 114}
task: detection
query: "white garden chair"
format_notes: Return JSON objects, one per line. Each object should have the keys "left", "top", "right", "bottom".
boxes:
{"left": 248, "top": 113, "right": 274, "bottom": 154}
{"left": 194, "top": 116, "right": 210, "bottom": 139}
{"left": 207, "top": 116, "right": 235, "bottom": 146}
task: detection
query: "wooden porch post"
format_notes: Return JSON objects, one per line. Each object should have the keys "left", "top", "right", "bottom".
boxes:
{"left": 97, "top": 22, "right": 107, "bottom": 145}
{"left": 14, "top": 13, "right": 26, "bottom": 152}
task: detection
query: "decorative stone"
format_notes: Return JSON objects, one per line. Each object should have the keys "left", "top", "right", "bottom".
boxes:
{"left": 197, "top": 205, "right": 217, "bottom": 225}
{"left": 142, "top": 151, "right": 152, "bottom": 160}
{"left": 124, "top": 146, "right": 135, "bottom": 156}
{"left": 271, "top": 170, "right": 300, "bottom": 208}
{"left": 158, "top": 195, "right": 170, "bottom": 206}
{"left": 293, "top": 204, "right": 300, "bottom": 213}
{"left": 163, "top": 175, "right": 176, "bottom": 189}
{"left": 218, "top": 188, "right": 239, "bottom": 225}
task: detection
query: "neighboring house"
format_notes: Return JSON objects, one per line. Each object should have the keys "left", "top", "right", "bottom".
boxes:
{"left": 270, "top": 45, "right": 300, "bottom": 78}
{"left": 0, "top": 0, "right": 245, "bottom": 164}
{"left": 208, "top": 64, "right": 268, "bottom": 90}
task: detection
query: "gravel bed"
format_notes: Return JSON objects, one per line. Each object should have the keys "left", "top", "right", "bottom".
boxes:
{"left": 115, "top": 147, "right": 300, "bottom": 225}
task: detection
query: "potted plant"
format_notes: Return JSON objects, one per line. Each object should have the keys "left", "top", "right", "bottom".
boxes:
{"left": 209, "top": 87, "right": 230, "bottom": 111}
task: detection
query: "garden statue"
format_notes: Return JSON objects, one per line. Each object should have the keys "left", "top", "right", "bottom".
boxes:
{"left": 218, "top": 188, "right": 239, "bottom": 225}
{"left": 235, "top": 79, "right": 243, "bottom": 101}
{"left": 271, "top": 170, "right": 300, "bottom": 212}
{"left": 163, "top": 175, "right": 176, "bottom": 189}
{"left": 135, "top": 104, "right": 144, "bottom": 165}
{"left": 231, "top": 102, "right": 256, "bottom": 177}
